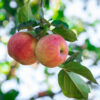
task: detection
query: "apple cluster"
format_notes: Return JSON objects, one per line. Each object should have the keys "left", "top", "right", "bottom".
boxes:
{"left": 8, "top": 32, "right": 68, "bottom": 67}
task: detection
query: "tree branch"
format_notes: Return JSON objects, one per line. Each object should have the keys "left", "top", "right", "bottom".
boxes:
{"left": 30, "top": 91, "right": 61, "bottom": 100}
{"left": 40, "top": 0, "right": 44, "bottom": 27}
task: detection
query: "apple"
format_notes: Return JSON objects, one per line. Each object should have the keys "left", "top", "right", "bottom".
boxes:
{"left": 8, "top": 32, "right": 37, "bottom": 65}
{"left": 35, "top": 34, "right": 68, "bottom": 67}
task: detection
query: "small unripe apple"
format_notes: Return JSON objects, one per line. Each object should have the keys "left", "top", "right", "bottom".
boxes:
{"left": 35, "top": 34, "right": 68, "bottom": 67}
{"left": 8, "top": 32, "right": 37, "bottom": 65}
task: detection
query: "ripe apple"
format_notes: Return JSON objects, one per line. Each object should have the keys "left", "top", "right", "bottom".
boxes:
{"left": 8, "top": 32, "right": 37, "bottom": 65}
{"left": 35, "top": 34, "right": 68, "bottom": 67}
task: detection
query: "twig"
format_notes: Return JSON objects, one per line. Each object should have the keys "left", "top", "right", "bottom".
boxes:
{"left": 30, "top": 91, "right": 61, "bottom": 100}
{"left": 40, "top": 0, "right": 44, "bottom": 27}
{"left": 40, "top": 0, "right": 43, "bottom": 9}
{"left": 6, "top": 61, "right": 18, "bottom": 80}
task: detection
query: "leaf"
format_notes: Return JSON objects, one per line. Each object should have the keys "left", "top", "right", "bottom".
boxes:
{"left": 85, "top": 39, "right": 97, "bottom": 51}
{"left": 17, "top": 3, "right": 35, "bottom": 24}
{"left": 44, "top": 0, "right": 50, "bottom": 9}
{"left": 38, "top": 29, "right": 47, "bottom": 38}
{"left": 0, "top": 89, "right": 4, "bottom": 100}
{"left": 63, "top": 52, "right": 81, "bottom": 64}
{"left": 27, "top": 31, "right": 37, "bottom": 37}
{"left": 62, "top": 62, "right": 97, "bottom": 84}
{"left": 17, "top": 20, "right": 37, "bottom": 31}
{"left": 58, "top": 70, "right": 90, "bottom": 99}
{"left": 89, "top": 20, "right": 100, "bottom": 27}
{"left": 52, "top": 2, "right": 65, "bottom": 20}
{"left": 42, "top": 18, "right": 51, "bottom": 27}
{"left": 10, "top": 27, "right": 16, "bottom": 35}
{"left": 74, "top": 52, "right": 82, "bottom": 63}
{"left": 44, "top": 67, "right": 55, "bottom": 76}
{"left": 4, "top": 89, "right": 19, "bottom": 100}
{"left": 16, "top": 77, "right": 20, "bottom": 84}
{"left": 35, "top": 25, "right": 48, "bottom": 39}
{"left": 68, "top": 51, "right": 75, "bottom": 55}
{"left": 52, "top": 25, "right": 77, "bottom": 42}
{"left": 51, "top": 20, "right": 69, "bottom": 29}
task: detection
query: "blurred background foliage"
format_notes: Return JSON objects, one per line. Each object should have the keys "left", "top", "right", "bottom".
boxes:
{"left": 0, "top": 0, "right": 100, "bottom": 100}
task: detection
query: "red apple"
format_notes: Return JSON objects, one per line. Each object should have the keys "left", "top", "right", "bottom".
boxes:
{"left": 8, "top": 32, "right": 37, "bottom": 65}
{"left": 35, "top": 34, "right": 68, "bottom": 67}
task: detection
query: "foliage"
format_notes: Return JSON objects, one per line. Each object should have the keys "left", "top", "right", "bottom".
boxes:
{"left": 58, "top": 71, "right": 90, "bottom": 99}
{"left": 0, "top": 0, "right": 99, "bottom": 100}
{"left": 0, "top": 89, "right": 19, "bottom": 100}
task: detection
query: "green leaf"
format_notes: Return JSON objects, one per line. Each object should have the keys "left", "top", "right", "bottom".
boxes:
{"left": 52, "top": 2, "right": 65, "bottom": 20}
{"left": 16, "top": 77, "right": 20, "bottom": 84}
{"left": 0, "top": 89, "right": 4, "bottom": 100}
{"left": 44, "top": 0, "right": 50, "bottom": 9}
{"left": 85, "top": 39, "right": 97, "bottom": 51}
{"left": 63, "top": 52, "right": 81, "bottom": 64}
{"left": 17, "top": 20, "right": 37, "bottom": 31}
{"left": 42, "top": 18, "right": 51, "bottom": 27}
{"left": 51, "top": 20, "right": 69, "bottom": 29}
{"left": 89, "top": 20, "right": 100, "bottom": 27}
{"left": 17, "top": 3, "right": 35, "bottom": 24}
{"left": 58, "top": 70, "right": 90, "bottom": 99}
{"left": 62, "top": 62, "right": 97, "bottom": 84}
{"left": 44, "top": 67, "right": 55, "bottom": 76}
{"left": 27, "top": 31, "right": 37, "bottom": 37}
{"left": 52, "top": 25, "right": 77, "bottom": 42}
{"left": 4, "top": 89, "right": 19, "bottom": 100}
{"left": 10, "top": 27, "right": 16, "bottom": 35}
{"left": 35, "top": 24, "right": 49, "bottom": 39}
